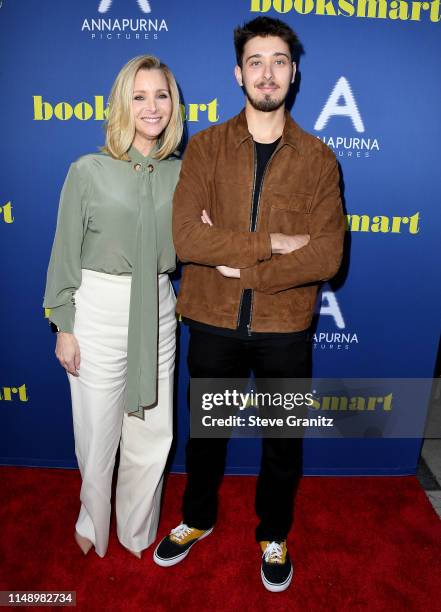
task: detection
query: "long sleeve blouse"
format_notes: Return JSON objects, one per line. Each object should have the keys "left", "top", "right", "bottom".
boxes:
{"left": 43, "top": 145, "right": 181, "bottom": 418}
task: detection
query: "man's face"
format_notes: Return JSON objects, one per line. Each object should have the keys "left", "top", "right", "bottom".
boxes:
{"left": 235, "top": 36, "right": 296, "bottom": 112}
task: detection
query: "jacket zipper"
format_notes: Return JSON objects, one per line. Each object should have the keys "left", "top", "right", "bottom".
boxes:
{"left": 236, "top": 141, "right": 258, "bottom": 328}
{"left": 246, "top": 143, "right": 282, "bottom": 336}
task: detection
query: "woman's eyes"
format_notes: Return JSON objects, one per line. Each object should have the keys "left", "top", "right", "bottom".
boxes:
{"left": 133, "top": 93, "right": 169, "bottom": 101}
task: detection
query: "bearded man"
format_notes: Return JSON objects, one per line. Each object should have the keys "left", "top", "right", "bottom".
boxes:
{"left": 154, "top": 16, "right": 345, "bottom": 592}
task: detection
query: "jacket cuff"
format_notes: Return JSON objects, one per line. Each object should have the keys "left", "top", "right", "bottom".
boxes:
{"left": 240, "top": 265, "right": 258, "bottom": 290}
{"left": 253, "top": 232, "right": 271, "bottom": 263}
{"left": 47, "top": 303, "right": 75, "bottom": 334}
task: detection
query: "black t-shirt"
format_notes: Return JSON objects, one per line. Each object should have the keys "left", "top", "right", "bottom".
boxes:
{"left": 236, "top": 138, "right": 280, "bottom": 335}
{"left": 184, "top": 137, "right": 307, "bottom": 339}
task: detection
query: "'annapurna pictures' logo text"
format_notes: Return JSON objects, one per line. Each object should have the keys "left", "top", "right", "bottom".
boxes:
{"left": 81, "top": 0, "right": 168, "bottom": 41}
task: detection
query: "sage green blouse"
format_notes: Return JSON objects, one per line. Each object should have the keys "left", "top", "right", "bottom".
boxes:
{"left": 43, "top": 146, "right": 181, "bottom": 419}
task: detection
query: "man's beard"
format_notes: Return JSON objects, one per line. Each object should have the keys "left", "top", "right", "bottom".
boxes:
{"left": 243, "top": 81, "right": 286, "bottom": 113}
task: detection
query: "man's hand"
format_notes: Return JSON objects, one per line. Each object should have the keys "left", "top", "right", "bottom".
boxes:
{"left": 201, "top": 210, "right": 240, "bottom": 278}
{"left": 217, "top": 265, "right": 240, "bottom": 278}
{"left": 201, "top": 209, "right": 213, "bottom": 227}
{"left": 270, "top": 233, "right": 310, "bottom": 255}
{"left": 55, "top": 332, "right": 81, "bottom": 377}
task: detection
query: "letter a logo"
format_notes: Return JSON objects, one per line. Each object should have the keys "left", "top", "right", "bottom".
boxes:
{"left": 98, "top": 0, "right": 152, "bottom": 13}
{"left": 320, "top": 290, "right": 345, "bottom": 329}
{"left": 314, "top": 77, "right": 364, "bottom": 133}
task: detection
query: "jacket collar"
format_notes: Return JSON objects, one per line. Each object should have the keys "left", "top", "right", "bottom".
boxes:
{"left": 233, "top": 108, "right": 303, "bottom": 155}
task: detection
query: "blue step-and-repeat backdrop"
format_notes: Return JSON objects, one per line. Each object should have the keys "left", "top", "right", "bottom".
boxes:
{"left": 1, "top": 0, "right": 440, "bottom": 475}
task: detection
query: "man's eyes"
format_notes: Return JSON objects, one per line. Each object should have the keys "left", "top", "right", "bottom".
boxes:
{"left": 249, "top": 59, "right": 286, "bottom": 67}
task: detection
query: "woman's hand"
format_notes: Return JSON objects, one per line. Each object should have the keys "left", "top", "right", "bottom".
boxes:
{"left": 55, "top": 332, "right": 81, "bottom": 377}
{"left": 201, "top": 210, "right": 241, "bottom": 279}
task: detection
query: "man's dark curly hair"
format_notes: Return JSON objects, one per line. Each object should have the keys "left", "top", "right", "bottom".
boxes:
{"left": 234, "top": 16, "right": 301, "bottom": 67}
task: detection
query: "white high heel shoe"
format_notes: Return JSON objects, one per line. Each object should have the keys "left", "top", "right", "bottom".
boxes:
{"left": 122, "top": 544, "right": 142, "bottom": 559}
{"left": 74, "top": 530, "right": 93, "bottom": 555}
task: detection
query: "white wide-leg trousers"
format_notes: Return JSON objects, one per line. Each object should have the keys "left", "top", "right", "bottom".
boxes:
{"left": 68, "top": 269, "right": 176, "bottom": 557}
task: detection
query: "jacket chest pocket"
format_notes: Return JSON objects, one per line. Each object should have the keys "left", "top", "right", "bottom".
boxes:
{"left": 267, "top": 191, "right": 312, "bottom": 234}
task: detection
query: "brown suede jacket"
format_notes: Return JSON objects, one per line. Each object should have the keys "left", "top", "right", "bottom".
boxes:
{"left": 172, "top": 109, "right": 345, "bottom": 333}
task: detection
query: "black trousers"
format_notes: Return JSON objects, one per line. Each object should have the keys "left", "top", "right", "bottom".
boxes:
{"left": 182, "top": 327, "right": 311, "bottom": 542}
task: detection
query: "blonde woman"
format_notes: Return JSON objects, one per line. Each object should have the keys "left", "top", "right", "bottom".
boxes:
{"left": 43, "top": 55, "right": 183, "bottom": 558}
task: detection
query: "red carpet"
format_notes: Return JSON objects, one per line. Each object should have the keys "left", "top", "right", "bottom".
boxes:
{"left": 1, "top": 467, "right": 440, "bottom": 611}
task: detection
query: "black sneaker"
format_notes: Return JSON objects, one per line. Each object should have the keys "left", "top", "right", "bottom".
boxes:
{"left": 260, "top": 541, "right": 293, "bottom": 592}
{"left": 153, "top": 523, "right": 213, "bottom": 567}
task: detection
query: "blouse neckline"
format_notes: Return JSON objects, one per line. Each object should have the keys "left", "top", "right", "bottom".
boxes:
{"left": 127, "top": 143, "right": 159, "bottom": 163}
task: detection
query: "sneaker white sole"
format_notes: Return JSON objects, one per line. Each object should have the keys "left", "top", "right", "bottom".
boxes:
{"left": 153, "top": 527, "right": 214, "bottom": 567}
{"left": 261, "top": 565, "right": 293, "bottom": 592}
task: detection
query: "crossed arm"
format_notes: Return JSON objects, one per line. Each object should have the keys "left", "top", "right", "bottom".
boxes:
{"left": 199, "top": 209, "right": 310, "bottom": 278}
{"left": 172, "top": 136, "right": 312, "bottom": 279}
{"left": 173, "top": 136, "right": 344, "bottom": 292}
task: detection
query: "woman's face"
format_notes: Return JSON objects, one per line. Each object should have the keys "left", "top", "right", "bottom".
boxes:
{"left": 132, "top": 68, "right": 172, "bottom": 147}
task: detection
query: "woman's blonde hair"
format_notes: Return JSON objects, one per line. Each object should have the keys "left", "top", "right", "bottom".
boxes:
{"left": 103, "top": 55, "right": 183, "bottom": 160}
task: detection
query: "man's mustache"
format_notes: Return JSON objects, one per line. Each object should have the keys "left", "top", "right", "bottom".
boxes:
{"left": 256, "top": 82, "right": 279, "bottom": 89}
